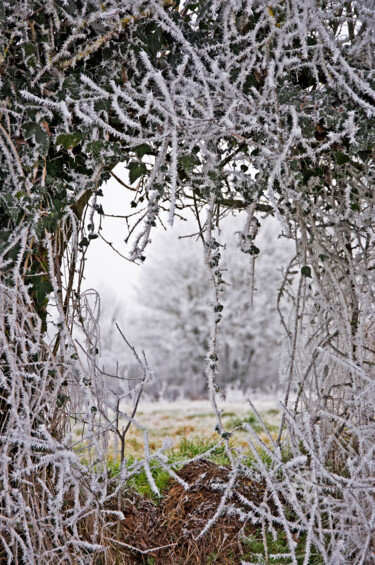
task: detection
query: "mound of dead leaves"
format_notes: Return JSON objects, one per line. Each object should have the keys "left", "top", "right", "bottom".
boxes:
{"left": 104, "top": 459, "right": 273, "bottom": 564}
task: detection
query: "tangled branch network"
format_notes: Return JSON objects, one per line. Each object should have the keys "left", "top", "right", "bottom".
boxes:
{"left": 0, "top": 0, "right": 374, "bottom": 562}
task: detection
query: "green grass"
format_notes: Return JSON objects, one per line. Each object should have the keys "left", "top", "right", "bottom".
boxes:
{"left": 107, "top": 457, "right": 172, "bottom": 500}
{"left": 170, "top": 435, "right": 229, "bottom": 464}
{"left": 224, "top": 411, "right": 279, "bottom": 434}
{"left": 105, "top": 435, "right": 230, "bottom": 500}
{"left": 266, "top": 408, "right": 280, "bottom": 416}
{"left": 128, "top": 465, "right": 171, "bottom": 499}
{"left": 242, "top": 531, "right": 324, "bottom": 564}
{"left": 105, "top": 431, "right": 286, "bottom": 500}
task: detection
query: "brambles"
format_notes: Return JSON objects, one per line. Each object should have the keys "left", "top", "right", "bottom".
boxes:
{"left": 0, "top": 0, "right": 374, "bottom": 562}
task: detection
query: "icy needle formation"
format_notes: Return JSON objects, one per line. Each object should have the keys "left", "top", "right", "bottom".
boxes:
{"left": 0, "top": 1, "right": 374, "bottom": 563}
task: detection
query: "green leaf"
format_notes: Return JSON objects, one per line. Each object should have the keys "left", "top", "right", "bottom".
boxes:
{"left": 249, "top": 245, "right": 260, "bottom": 255}
{"left": 46, "top": 157, "right": 64, "bottom": 177}
{"left": 179, "top": 154, "right": 201, "bottom": 173}
{"left": 23, "top": 42, "right": 37, "bottom": 57}
{"left": 93, "top": 204, "right": 104, "bottom": 215}
{"left": 350, "top": 203, "right": 360, "bottom": 212}
{"left": 301, "top": 266, "right": 312, "bottom": 278}
{"left": 128, "top": 161, "right": 147, "bottom": 184}
{"left": 57, "top": 394, "right": 69, "bottom": 408}
{"left": 335, "top": 152, "right": 350, "bottom": 165}
{"left": 56, "top": 132, "right": 84, "bottom": 149}
{"left": 134, "top": 144, "right": 153, "bottom": 158}
{"left": 86, "top": 140, "right": 105, "bottom": 159}
{"left": 33, "top": 278, "right": 53, "bottom": 309}
{"left": 60, "top": 75, "right": 81, "bottom": 99}
{"left": 22, "top": 122, "right": 50, "bottom": 154}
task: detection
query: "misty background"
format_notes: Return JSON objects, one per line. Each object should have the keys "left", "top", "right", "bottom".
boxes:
{"left": 81, "top": 165, "right": 294, "bottom": 400}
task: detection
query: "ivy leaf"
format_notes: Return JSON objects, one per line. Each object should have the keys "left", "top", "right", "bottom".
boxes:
{"left": 56, "top": 132, "right": 84, "bottom": 149}
{"left": 56, "top": 394, "right": 69, "bottom": 408}
{"left": 37, "top": 279, "right": 53, "bottom": 303}
{"left": 93, "top": 203, "right": 104, "bottom": 215}
{"left": 134, "top": 144, "right": 153, "bottom": 158}
{"left": 22, "top": 122, "right": 39, "bottom": 139}
{"left": 350, "top": 202, "right": 360, "bottom": 212}
{"left": 179, "top": 154, "right": 201, "bottom": 173}
{"left": 249, "top": 244, "right": 260, "bottom": 255}
{"left": 128, "top": 161, "right": 147, "bottom": 184}
{"left": 301, "top": 266, "right": 312, "bottom": 278}
{"left": 22, "top": 122, "right": 50, "bottom": 154}
{"left": 335, "top": 152, "right": 350, "bottom": 165}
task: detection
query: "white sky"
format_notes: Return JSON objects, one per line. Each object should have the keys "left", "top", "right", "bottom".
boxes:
{"left": 83, "top": 169, "right": 140, "bottom": 298}
{"left": 82, "top": 163, "right": 199, "bottom": 304}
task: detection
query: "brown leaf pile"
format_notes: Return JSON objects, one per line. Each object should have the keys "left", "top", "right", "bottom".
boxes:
{"left": 104, "top": 459, "right": 271, "bottom": 564}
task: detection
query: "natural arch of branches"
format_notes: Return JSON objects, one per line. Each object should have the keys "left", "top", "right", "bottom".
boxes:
{"left": 0, "top": 1, "right": 374, "bottom": 563}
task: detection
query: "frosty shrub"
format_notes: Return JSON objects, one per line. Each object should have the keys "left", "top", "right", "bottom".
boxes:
{"left": 0, "top": 0, "right": 374, "bottom": 563}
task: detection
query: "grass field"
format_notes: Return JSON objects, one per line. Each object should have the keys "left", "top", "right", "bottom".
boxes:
{"left": 72, "top": 393, "right": 282, "bottom": 463}
{"left": 128, "top": 397, "right": 280, "bottom": 455}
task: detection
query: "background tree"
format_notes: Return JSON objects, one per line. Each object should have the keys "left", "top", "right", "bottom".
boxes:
{"left": 128, "top": 215, "right": 293, "bottom": 397}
